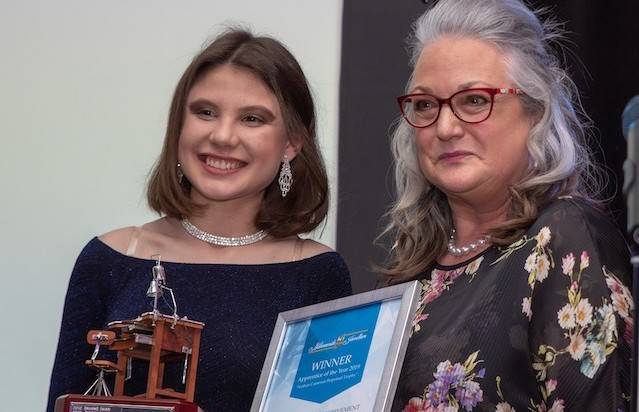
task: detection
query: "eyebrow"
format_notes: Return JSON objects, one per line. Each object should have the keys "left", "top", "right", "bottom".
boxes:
{"left": 411, "top": 80, "right": 491, "bottom": 95}
{"left": 458, "top": 81, "right": 489, "bottom": 90}
{"left": 411, "top": 85, "right": 434, "bottom": 94}
{"left": 241, "top": 105, "right": 277, "bottom": 121}
{"left": 187, "top": 98, "right": 277, "bottom": 120}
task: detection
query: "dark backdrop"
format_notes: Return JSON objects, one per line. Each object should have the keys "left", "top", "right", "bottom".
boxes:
{"left": 337, "top": 0, "right": 639, "bottom": 292}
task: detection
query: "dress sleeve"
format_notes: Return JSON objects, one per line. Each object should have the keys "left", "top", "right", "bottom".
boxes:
{"left": 46, "top": 239, "right": 111, "bottom": 412}
{"left": 525, "top": 202, "right": 632, "bottom": 410}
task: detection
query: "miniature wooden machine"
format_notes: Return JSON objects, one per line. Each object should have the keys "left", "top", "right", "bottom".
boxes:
{"left": 92, "top": 312, "right": 204, "bottom": 401}
{"left": 55, "top": 256, "right": 205, "bottom": 412}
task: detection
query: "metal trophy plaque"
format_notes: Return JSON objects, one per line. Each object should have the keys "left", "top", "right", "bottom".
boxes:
{"left": 55, "top": 256, "right": 205, "bottom": 412}
{"left": 55, "top": 395, "right": 201, "bottom": 412}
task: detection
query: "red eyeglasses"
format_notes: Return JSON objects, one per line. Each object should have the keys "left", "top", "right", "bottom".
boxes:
{"left": 397, "top": 87, "right": 524, "bottom": 128}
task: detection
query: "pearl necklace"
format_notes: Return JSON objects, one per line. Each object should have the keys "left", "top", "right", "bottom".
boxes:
{"left": 181, "top": 218, "right": 267, "bottom": 247}
{"left": 447, "top": 228, "right": 490, "bottom": 257}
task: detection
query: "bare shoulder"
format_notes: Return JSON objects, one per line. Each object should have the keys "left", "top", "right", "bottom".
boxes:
{"left": 98, "top": 218, "right": 170, "bottom": 255}
{"left": 98, "top": 226, "right": 139, "bottom": 254}
{"left": 298, "top": 238, "right": 335, "bottom": 259}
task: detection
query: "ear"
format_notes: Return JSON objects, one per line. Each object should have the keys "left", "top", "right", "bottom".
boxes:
{"left": 283, "top": 138, "right": 302, "bottom": 161}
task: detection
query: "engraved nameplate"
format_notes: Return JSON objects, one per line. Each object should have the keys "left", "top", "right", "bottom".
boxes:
{"left": 70, "top": 402, "right": 175, "bottom": 412}
{"left": 55, "top": 394, "right": 200, "bottom": 412}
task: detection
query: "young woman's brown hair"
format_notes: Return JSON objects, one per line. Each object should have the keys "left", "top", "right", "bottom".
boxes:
{"left": 147, "top": 29, "right": 328, "bottom": 237}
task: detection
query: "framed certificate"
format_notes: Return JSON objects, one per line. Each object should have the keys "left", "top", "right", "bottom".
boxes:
{"left": 251, "top": 281, "right": 420, "bottom": 412}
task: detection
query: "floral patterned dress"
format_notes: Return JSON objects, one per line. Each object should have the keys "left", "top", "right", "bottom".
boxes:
{"left": 392, "top": 198, "right": 633, "bottom": 412}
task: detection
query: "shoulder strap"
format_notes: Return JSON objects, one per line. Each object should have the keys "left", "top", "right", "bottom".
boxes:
{"left": 125, "top": 227, "right": 141, "bottom": 256}
{"left": 293, "top": 238, "right": 304, "bottom": 261}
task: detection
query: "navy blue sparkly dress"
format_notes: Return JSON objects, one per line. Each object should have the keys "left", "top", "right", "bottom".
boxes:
{"left": 46, "top": 238, "right": 352, "bottom": 412}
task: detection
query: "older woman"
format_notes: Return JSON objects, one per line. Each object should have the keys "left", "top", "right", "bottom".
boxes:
{"left": 46, "top": 29, "right": 351, "bottom": 412}
{"left": 381, "top": 0, "right": 633, "bottom": 411}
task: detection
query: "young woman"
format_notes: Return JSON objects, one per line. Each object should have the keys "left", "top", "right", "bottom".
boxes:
{"left": 47, "top": 29, "right": 351, "bottom": 412}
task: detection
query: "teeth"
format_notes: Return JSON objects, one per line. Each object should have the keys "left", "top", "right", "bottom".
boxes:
{"left": 206, "top": 157, "right": 243, "bottom": 170}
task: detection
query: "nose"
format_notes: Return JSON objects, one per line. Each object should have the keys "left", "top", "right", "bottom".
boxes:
{"left": 208, "top": 116, "right": 238, "bottom": 147}
{"left": 435, "top": 105, "right": 464, "bottom": 141}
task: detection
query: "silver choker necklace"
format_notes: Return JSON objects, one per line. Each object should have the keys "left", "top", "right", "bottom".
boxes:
{"left": 181, "top": 218, "right": 267, "bottom": 247}
{"left": 447, "top": 228, "right": 490, "bottom": 257}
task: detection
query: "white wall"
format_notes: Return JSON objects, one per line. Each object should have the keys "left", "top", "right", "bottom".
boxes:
{"left": 0, "top": 1, "right": 342, "bottom": 408}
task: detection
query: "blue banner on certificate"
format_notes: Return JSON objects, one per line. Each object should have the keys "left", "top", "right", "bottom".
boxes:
{"left": 290, "top": 303, "right": 381, "bottom": 403}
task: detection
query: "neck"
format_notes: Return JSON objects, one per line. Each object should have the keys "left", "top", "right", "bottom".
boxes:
{"left": 447, "top": 193, "right": 510, "bottom": 245}
{"left": 186, "top": 193, "right": 263, "bottom": 237}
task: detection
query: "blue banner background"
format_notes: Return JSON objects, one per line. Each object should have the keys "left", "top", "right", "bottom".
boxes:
{"left": 289, "top": 303, "right": 381, "bottom": 403}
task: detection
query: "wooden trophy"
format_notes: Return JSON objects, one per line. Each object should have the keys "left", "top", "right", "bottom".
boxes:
{"left": 55, "top": 257, "right": 206, "bottom": 412}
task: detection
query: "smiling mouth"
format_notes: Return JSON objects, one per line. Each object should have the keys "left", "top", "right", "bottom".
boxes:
{"left": 202, "top": 155, "right": 247, "bottom": 171}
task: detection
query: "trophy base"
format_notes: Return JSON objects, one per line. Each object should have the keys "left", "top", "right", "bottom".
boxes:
{"left": 54, "top": 394, "right": 203, "bottom": 412}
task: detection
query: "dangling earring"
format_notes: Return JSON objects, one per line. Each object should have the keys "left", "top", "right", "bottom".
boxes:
{"left": 177, "top": 162, "right": 184, "bottom": 184}
{"left": 278, "top": 156, "right": 292, "bottom": 197}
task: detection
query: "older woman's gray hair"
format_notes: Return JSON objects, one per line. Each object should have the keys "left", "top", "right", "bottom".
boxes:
{"left": 381, "top": 0, "right": 602, "bottom": 281}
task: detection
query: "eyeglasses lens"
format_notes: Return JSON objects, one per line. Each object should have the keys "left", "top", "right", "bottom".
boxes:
{"left": 452, "top": 90, "right": 492, "bottom": 123}
{"left": 403, "top": 95, "right": 439, "bottom": 127}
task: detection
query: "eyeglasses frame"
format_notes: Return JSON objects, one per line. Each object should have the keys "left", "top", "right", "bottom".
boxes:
{"left": 397, "top": 87, "right": 524, "bottom": 128}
